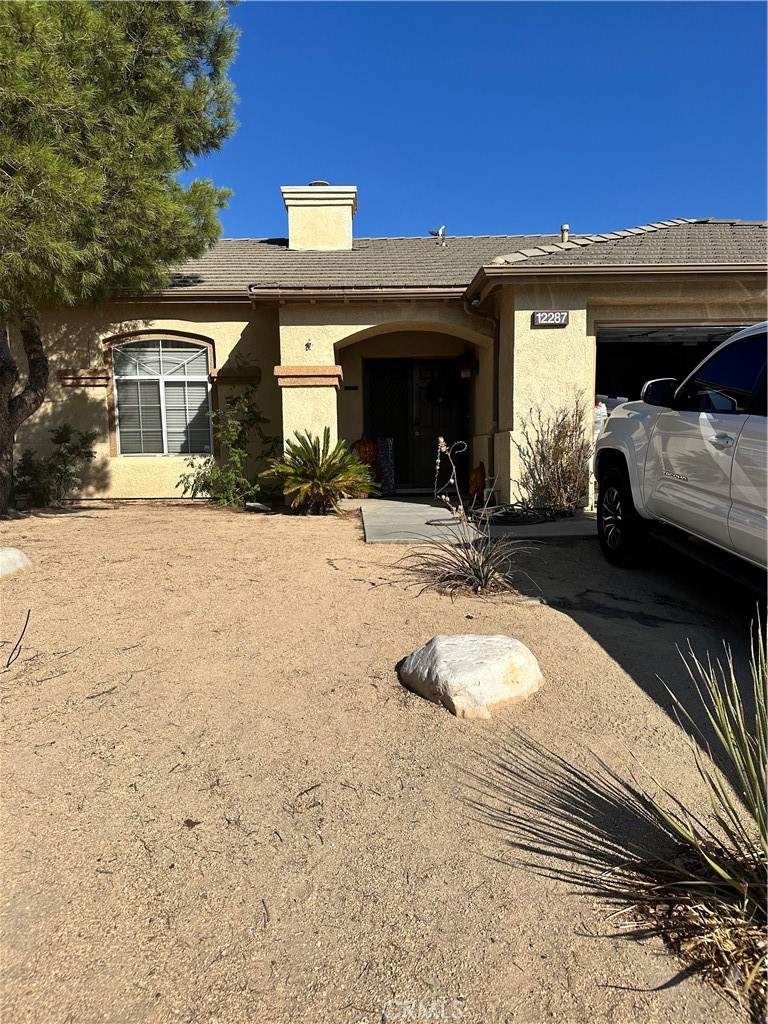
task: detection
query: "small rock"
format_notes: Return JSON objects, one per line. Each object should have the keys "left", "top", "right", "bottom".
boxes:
{"left": 0, "top": 548, "right": 32, "bottom": 579}
{"left": 244, "top": 502, "right": 271, "bottom": 513}
{"left": 399, "top": 634, "right": 543, "bottom": 719}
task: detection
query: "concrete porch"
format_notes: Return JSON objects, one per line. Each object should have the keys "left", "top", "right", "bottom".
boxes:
{"left": 344, "top": 497, "right": 598, "bottom": 544}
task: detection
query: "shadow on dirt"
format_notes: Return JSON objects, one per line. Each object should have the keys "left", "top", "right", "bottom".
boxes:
{"left": 512, "top": 536, "right": 764, "bottom": 781}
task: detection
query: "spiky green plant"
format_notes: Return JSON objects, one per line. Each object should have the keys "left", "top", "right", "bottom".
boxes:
{"left": 260, "top": 428, "right": 377, "bottom": 515}
{"left": 399, "top": 517, "right": 529, "bottom": 596}
{"left": 633, "top": 623, "right": 767, "bottom": 1017}
{"left": 397, "top": 434, "right": 531, "bottom": 597}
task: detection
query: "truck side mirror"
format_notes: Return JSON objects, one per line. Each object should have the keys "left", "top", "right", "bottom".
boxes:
{"left": 641, "top": 378, "right": 677, "bottom": 407}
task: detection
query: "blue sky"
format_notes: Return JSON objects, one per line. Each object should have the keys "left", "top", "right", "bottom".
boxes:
{"left": 186, "top": 1, "right": 767, "bottom": 239}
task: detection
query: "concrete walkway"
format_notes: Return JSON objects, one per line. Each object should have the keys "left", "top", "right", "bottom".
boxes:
{"left": 343, "top": 497, "right": 597, "bottom": 544}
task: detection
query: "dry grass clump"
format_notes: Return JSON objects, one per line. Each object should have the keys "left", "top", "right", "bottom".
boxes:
{"left": 630, "top": 625, "right": 767, "bottom": 1020}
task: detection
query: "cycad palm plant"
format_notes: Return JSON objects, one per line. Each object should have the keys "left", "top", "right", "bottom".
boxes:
{"left": 260, "top": 428, "right": 377, "bottom": 514}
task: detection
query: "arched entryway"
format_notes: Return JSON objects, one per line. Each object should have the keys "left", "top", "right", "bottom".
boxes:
{"left": 336, "top": 327, "right": 493, "bottom": 493}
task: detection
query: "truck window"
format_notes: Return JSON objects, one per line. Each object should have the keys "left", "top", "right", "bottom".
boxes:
{"left": 675, "top": 332, "right": 767, "bottom": 413}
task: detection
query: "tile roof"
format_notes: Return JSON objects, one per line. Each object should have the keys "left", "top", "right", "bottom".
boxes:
{"left": 490, "top": 218, "right": 767, "bottom": 269}
{"left": 167, "top": 234, "right": 562, "bottom": 294}
{"left": 164, "top": 219, "right": 767, "bottom": 297}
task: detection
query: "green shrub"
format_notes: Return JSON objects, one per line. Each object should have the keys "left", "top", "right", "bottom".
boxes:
{"left": 177, "top": 385, "right": 280, "bottom": 506}
{"left": 513, "top": 396, "right": 592, "bottom": 518}
{"left": 260, "top": 427, "right": 377, "bottom": 514}
{"left": 14, "top": 425, "right": 98, "bottom": 506}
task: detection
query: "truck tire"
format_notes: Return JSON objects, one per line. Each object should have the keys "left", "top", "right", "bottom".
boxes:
{"left": 597, "top": 467, "right": 646, "bottom": 566}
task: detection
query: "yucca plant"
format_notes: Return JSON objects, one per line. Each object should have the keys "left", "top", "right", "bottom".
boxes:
{"left": 398, "top": 436, "right": 530, "bottom": 596}
{"left": 632, "top": 623, "right": 767, "bottom": 1019}
{"left": 260, "top": 427, "right": 377, "bottom": 514}
{"left": 399, "top": 517, "right": 528, "bottom": 596}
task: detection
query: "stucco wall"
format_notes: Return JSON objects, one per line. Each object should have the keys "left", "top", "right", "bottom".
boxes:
{"left": 12, "top": 302, "right": 281, "bottom": 499}
{"left": 282, "top": 385, "right": 340, "bottom": 447}
{"left": 286, "top": 205, "right": 353, "bottom": 252}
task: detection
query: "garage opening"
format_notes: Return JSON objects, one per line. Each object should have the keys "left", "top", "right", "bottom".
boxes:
{"left": 595, "top": 325, "right": 748, "bottom": 404}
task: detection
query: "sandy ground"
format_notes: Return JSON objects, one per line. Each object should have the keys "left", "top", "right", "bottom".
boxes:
{"left": 0, "top": 502, "right": 759, "bottom": 1024}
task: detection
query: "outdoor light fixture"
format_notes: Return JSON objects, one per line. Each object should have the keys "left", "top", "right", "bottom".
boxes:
{"left": 458, "top": 352, "right": 479, "bottom": 379}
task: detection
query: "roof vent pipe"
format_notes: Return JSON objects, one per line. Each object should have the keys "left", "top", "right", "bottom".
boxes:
{"left": 560, "top": 224, "right": 570, "bottom": 242}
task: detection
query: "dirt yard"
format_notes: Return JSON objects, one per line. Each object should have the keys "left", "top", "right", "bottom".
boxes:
{"left": 0, "top": 503, "right": 758, "bottom": 1024}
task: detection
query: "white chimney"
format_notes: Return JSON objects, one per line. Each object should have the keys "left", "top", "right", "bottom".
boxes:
{"left": 560, "top": 223, "right": 570, "bottom": 242}
{"left": 280, "top": 181, "right": 358, "bottom": 251}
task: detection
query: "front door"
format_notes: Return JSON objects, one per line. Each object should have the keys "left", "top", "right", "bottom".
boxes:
{"left": 364, "top": 358, "right": 469, "bottom": 491}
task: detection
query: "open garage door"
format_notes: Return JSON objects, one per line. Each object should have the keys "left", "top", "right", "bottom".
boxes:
{"left": 596, "top": 325, "right": 748, "bottom": 404}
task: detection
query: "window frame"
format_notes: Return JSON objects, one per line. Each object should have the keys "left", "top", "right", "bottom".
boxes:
{"left": 111, "top": 337, "right": 214, "bottom": 457}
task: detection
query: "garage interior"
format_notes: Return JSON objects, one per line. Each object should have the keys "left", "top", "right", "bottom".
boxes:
{"left": 595, "top": 325, "right": 747, "bottom": 403}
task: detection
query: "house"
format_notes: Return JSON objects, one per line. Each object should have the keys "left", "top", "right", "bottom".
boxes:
{"left": 15, "top": 181, "right": 767, "bottom": 501}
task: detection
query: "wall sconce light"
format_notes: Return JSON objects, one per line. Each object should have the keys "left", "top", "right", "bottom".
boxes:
{"left": 458, "top": 352, "right": 479, "bottom": 379}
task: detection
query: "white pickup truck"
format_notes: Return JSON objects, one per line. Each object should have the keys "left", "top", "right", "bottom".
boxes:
{"left": 594, "top": 321, "right": 767, "bottom": 577}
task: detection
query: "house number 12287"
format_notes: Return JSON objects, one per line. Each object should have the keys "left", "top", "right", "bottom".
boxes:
{"left": 532, "top": 311, "right": 569, "bottom": 327}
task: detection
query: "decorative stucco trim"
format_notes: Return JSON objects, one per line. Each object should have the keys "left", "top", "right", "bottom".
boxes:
{"left": 57, "top": 367, "right": 110, "bottom": 387}
{"left": 209, "top": 367, "right": 262, "bottom": 385}
{"left": 274, "top": 364, "right": 343, "bottom": 389}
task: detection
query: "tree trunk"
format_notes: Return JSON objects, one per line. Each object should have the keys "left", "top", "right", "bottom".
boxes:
{"left": 0, "top": 408, "right": 15, "bottom": 516}
{"left": 0, "top": 317, "right": 49, "bottom": 516}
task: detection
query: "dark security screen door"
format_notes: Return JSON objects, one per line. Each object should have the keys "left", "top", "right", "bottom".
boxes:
{"left": 364, "top": 358, "right": 468, "bottom": 491}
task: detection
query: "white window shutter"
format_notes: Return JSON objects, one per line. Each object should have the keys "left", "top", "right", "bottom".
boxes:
{"left": 116, "top": 380, "right": 163, "bottom": 453}
{"left": 164, "top": 381, "right": 211, "bottom": 453}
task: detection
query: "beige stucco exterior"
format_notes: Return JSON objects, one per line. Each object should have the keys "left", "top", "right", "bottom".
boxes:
{"left": 12, "top": 302, "right": 282, "bottom": 498}
{"left": 11, "top": 268, "right": 766, "bottom": 503}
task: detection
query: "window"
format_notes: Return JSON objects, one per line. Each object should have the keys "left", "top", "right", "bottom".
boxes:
{"left": 676, "top": 333, "right": 767, "bottom": 414}
{"left": 113, "top": 339, "right": 212, "bottom": 455}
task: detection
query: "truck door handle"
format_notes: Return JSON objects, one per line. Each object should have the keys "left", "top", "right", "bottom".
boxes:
{"left": 707, "top": 434, "right": 735, "bottom": 449}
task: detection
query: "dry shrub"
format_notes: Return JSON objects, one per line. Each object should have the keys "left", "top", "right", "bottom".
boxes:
{"left": 514, "top": 397, "right": 592, "bottom": 517}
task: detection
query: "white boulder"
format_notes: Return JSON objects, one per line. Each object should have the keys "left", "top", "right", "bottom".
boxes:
{"left": 399, "top": 634, "right": 543, "bottom": 719}
{"left": 0, "top": 548, "right": 32, "bottom": 579}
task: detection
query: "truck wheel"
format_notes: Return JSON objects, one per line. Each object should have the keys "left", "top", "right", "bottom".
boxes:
{"left": 597, "top": 468, "right": 646, "bottom": 566}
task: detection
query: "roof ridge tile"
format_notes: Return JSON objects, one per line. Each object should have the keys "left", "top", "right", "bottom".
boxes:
{"left": 488, "top": 216, "right": 730, "bottom": 267}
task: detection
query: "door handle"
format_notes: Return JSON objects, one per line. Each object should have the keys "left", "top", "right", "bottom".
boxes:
{"left": 707, "top": 434, "right": 735, "bottom": 449}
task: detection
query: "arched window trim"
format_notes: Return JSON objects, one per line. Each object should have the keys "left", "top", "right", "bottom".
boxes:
{"left": 106, "top": 335, "right": 215, "bottom": 458}
{"left": 103, "top": 329, "right": 216, "bottom": 365}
